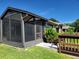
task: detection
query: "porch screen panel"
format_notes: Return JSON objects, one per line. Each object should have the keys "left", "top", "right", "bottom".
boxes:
{"left": 10, "top": 19, "right": 22, "bottom": 42}
{"left": 36, "top": 21, "right": 42, "bottom": 39}
{"left": 3, "top": 17, "right": 10, "bottom": 40}
{"left": 25, "top": 23, "right": 35, "bottom": 42}
{"left": 10, "top": 13, "right": 22, "bottom": 42}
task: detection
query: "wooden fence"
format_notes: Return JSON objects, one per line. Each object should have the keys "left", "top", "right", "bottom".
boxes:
{"left": 58, "top": 34, "right": 79, "bottom": 55}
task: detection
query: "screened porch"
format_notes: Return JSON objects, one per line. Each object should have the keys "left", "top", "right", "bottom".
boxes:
{"left": 1, "top": 8, "right": 45, "bottom": 47}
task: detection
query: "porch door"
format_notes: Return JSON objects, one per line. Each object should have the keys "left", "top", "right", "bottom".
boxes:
{"left": 11, "top": 19, "right": 22, "bottom": 42}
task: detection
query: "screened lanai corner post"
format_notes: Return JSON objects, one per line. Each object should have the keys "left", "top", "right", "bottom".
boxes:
{"left": 41, "top": 22, "right": 43, "bottom": 40}
{"left": 9, "top": 15, "right": 11, "bottom": 41}
{"left": 34, "top": 18, "right": 36, "bottom": 40}
{"left": 0, "top": 20, "right": 3, "bottom": 42}
{"left": 20, "top": 13, "right": 26, "bottom": 48}
{"left": 39, "top": 20, "right": 43, "bottom": 40}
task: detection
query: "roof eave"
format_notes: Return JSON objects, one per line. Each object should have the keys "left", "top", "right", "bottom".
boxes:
{"left": 1, "top": 7, "right": 48, "bottom": 21}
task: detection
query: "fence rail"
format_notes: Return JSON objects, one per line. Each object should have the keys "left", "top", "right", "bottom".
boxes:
{"left": 58, "top": 34, "right": 79, "bottom": 55}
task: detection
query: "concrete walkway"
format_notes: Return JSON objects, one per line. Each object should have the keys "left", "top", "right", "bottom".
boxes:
{"left": 36, "top": 42, "right": 57, "bottom": 49}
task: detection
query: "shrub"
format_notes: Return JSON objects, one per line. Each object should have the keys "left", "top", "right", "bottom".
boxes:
{"left": 44, "top": 27, "right": 58, "bottom": 44}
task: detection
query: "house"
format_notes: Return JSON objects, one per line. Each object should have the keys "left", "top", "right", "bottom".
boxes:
{"left": 45, "top": 20, "right": 62, "bottom": 33}
{"left": 56, "top": 24, "right": 70, "bottom": 33}
{"left": 0, "top": 7, "right": 47, "bottom": 48}
{"left": 44, "top": 20, "right": 59, "bottom": 31}
{"left": 44, "top": 20, "right": 70, "bottom": 33}
{"left": 45, "top": 20, "right": 70, "bottom": 33}
{"left": 61, "top": 25, "right": 70, "bottom": 32}
{"left": 57, "top": 24, "right": 70, "bottom": 33}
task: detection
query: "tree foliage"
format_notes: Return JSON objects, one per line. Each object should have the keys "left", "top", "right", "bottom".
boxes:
{"left": 64, "top": 23, "right": 72, "bottom": 26}
{"left": 49, "top": 18, "right": 59, "bottom": 22}
{"left": 71, "top": 19, "right": 79, "bottom": 32}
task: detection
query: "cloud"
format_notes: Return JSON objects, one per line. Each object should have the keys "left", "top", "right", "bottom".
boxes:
{"left": 39, "top": 8, "right": 55, "bottom": 15}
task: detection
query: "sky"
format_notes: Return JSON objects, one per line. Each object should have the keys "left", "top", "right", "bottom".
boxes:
{"left": 0, "top": 0, "right": 79, "bottom": 23}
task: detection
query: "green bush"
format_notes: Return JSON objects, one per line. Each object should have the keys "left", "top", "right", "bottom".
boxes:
{"left": 44, "top": 27, "right": 58, "bottom": 44}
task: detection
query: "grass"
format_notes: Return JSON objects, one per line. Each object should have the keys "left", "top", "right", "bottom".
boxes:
{"left": 0, "top": 44, "right": 73, "bottom": 59}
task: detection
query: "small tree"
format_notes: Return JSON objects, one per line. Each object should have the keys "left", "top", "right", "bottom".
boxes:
{"left": 45, "top": 27, "right": 58, "bottom": 45}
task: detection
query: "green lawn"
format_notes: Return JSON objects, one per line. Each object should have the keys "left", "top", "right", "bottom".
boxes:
{"left": 0, "top": 44, "right": 73, "bottom": 59}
